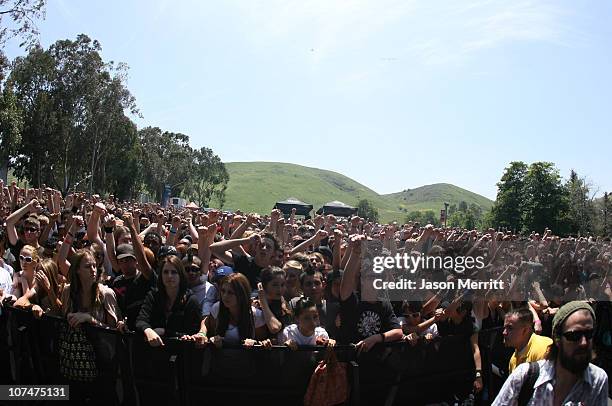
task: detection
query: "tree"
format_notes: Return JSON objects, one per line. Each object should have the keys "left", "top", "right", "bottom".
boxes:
{"left": 357, "top": 199, "right": 379, "bottom": 223}
{"left": 138, "top": 127, "right": 201, "bottom": 200}
{"left": 522, "top": 162, "right": 569, "bottom": 234}
{"left": 565, "top": 170, "right": 596, "bottom": 236}
{"left": 0, "top": 85, "right": 22, "bottom": 182}
{"left": 490, "top": 161, "right": 528, "bottom": 232}
{"left": 0, "top": 0, "right": 46, "bottom": 48}
{"left": 183, "top": 147, "right": 229, "bottom": 208}
{"left": 405, "top": 210, "right": 440, "bottom": 227}
{"left": 599, "top": 192, "right": 611, "bottom": 237}
{"left": 8, "top": 35, "right": 139, "bottom": 193}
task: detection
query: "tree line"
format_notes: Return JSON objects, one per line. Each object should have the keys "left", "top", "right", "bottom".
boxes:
{"left": 356, "top": 161, "right": 611, "bottom": 237}
{"left": 490, "top": 161, "right": 610, "bottom": 236}
{"left": 0, "top": 33, "right": 228, "bottom": 207}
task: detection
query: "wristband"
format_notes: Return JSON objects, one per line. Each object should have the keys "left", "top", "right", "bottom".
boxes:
{"left": 169, "top": 227, "right": 177, "bottom": 234}
{"left": 104, "top": 227, "right": 114, "bottom": 234}
{"left": 71, "top": 206, "right": 78, "bottom": 214}
{"left": 67, "top": 231, "right": 74, "bottom": 237}
{"left": 197, "top": 331, "right": 207, "bottom": 337}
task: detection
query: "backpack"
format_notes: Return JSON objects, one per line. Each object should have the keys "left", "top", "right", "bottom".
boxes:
{"left": 517, "top": 362, "right": 540, "bottom": 406}
{"left": 304, "top": 348, "right": 349, "bottom": 406}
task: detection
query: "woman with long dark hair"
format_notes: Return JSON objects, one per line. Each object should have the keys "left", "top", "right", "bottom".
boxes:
{"left": 136, "top": 255, "right": 202, "bottom": 347}
{"left": 259, "top": 266, "right": 293, "bottom": 340}
{"left": 190, "top": 273, "right": 268, "bottom": 347}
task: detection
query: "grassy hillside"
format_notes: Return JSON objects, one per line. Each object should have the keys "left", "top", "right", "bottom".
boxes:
{"left": 384, "top": 183, "right": 494, "bottom": 212}
{"left": 222, "top": 162, "right": 399, "bottom": 220}
{"left": 221, "top": 162, "right": 493, "bottom": 223}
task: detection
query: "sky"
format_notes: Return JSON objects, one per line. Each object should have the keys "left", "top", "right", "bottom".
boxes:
{"left": 4, "top": 0, "right": 612, "bottom": 200}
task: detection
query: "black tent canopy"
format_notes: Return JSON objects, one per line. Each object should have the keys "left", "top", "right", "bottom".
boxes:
{"left": 316, "top": 200, "right": 358, "bottom": 217}
{"left": 273, "top": 197, "right": 313, "bottom": 216}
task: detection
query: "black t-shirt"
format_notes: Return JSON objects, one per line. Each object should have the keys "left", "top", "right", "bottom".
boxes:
{"left": 231, "top": 251, "right": 262, "bottom": 291}
{"left": 111, "top": 271, "right": 157, "bottom": 330}
{"left": 269, "top": 299, "right": 293, "bottom": 327}
{"left": 436, "top": 314, "right": 477, "bottom": 338}
{"left": 135, "top": 290, "right": 202, "bottom": 337}
{"left": 338, "top": 292, "right": 400, "bottom": 344}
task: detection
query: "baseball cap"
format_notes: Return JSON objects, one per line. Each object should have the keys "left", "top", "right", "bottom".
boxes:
{"left": 116, "top": 244, "right": 136, "bottom": 260}
{"left": 211, "top": 266, "right": 234, "bottom": 284}
{"left": 158, "top": 245, "right": 178, "bottom": 259}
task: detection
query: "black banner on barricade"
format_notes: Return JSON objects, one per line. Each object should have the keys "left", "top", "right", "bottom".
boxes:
{"left": 1, "top": 305, "right": 516, "bottom": 405}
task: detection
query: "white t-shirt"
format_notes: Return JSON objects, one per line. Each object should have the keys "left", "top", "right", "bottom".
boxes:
{"left": 398, "top": 317, "right": 438, "bottom": 337}
{"left": 280, "top": 324, "right": 329, "bottom": 346}
{"left": 0, "top": 263, "right": 14, "bottom": 300}
{"left": 188, "top": 281, "right": 215, "bottom": 316}
{"left": 210, "top": 301, "right": 265, "bottom": 344}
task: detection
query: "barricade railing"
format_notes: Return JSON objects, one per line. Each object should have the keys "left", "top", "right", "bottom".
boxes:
{"left": 1, "top": 305, "right": 500, "bottom": 406}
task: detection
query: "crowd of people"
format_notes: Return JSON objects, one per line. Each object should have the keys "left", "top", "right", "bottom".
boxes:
{"left": 0, "top": 181, "right": 610, "bottom": 405}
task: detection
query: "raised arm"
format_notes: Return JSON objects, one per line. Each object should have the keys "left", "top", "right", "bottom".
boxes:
{"left": 257, "top": 283, "right": 283, "bottom": 335}
{"left": 209, "top": 236, "right": 254, "bottom": 265}
{"left": 57, "top": 217, "right": 81, "bottom": 277}
{"left": 340, "top": 235, "right": 364, "bottom": 301}
{"left": 230, "top": 213, "right": 257, "bottom": 240}
{"left": 123, "top": 213, "right": 153, "bottom": 279}
{"left": 6, "top": 199, "right": 41, "bottom": 245}
{"left": 197, "top": 226, "right": 217, "bottom": 276}
{"left": 291, "top": 229, "right": 328, "bottom": 255}
{"left": 332, "top": 229, "right": 343, "bottom": 271}
{"left": 87, "top": 203, "right": 107, "bottom": 245}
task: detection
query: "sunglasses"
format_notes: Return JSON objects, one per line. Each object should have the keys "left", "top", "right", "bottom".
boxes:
{"left": 19, "top": 255, "right": 34, "bottom": 263}
{"left": 562, "top": 329, "right": 594, "bottom": 342}
{"left": 187, "top": 266, "right": 201, "bottom": 274}
{"left": 24, "top": 227, "right": 39, "bottom": 233}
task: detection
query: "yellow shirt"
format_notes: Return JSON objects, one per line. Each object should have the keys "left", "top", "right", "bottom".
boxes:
{"left": 508, "top": 333, "right": 553, "bottom": 373}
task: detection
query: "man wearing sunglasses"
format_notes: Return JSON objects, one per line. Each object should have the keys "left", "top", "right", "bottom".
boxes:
{"left": 5, "top": 199, "right": 44, "bottom": 271}
{"left": 494, "top": 301, "right": 608, "bottom": 405}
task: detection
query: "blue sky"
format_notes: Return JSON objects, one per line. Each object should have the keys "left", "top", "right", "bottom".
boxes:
{"left": 5, "top": 0, "right": 612, "bottom": 200}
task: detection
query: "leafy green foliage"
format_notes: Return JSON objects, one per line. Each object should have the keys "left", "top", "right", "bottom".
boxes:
{"left": 490, "top": 161, "right": 528, "bottom": 232}
{"left": 183, "top": 147, "right": 229, "bottom": 208}
{"left": 7, "top": 36, "right": 140, "bottom": 192}
{"left": 489, "top": 161, "right": 605, "bottom": 236}
{"left": 0, "top": 85, "right": 22, "bottom": 181}
{"left": 405, "top": 210, "right": 440, "bottom": 227}
{"left": 357, "top": 199, "right": 379, "bottom": 222}
{"left": 0, "top": 0, "right": 46, "bottom": 48}
{"left": 522, "top": 162, "right": 569, "bottom": 234}
{"left": 3, "top": 35, "right": 227, "bottom": 202}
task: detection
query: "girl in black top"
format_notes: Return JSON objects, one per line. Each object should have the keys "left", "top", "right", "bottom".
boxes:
{"left": 136, "top": 255, "right": 201, "bottom": 347}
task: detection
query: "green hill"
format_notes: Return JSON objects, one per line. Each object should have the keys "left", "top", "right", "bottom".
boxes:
{"left": 384, "top": 183, "right": 494, "bottom": 213}
{"left": 221, "top": 162, "right": 493, "bottom": 223}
